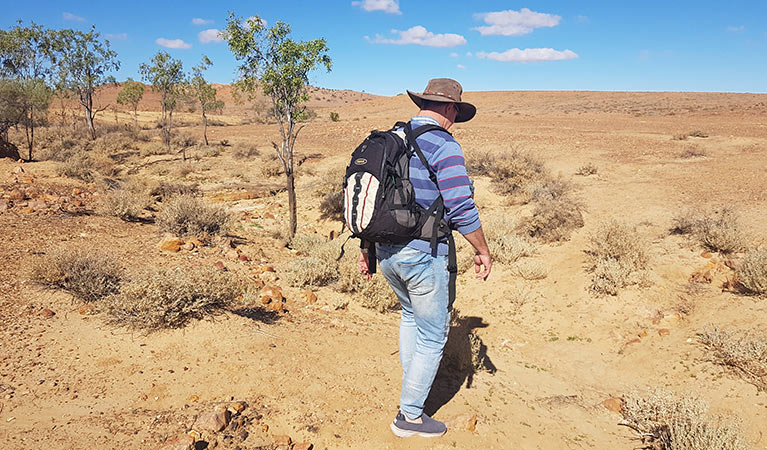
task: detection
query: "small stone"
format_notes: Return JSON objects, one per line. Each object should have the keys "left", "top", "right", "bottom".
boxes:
{"left": 700, "top": 251, "right": 713, "bottom": 258}
{"left": 226, "top": 401, "right": 247, "bottom": 414}
{"left": 263, "top": 213, "right": 275, "bottom": 220}
{"left": 9, "top": 189, "right": 25, "bottom": 202}
{"left": 259, "top": 271, "right": 279, "bottom": 283}
{"left": 603, "top": 397, "right": 623, "bottom": 414}
{"left": 39, "top": 308, "right": 55, "bottom": 318}
{"left": 188, "top": 238, "right": 205, "bottom": 248}
{"left": 260, "top": 285, "right": 283, "bottom": 302}
{"left": 637, "top": 330, "right": 648, "bottom": 338}
{"left": 194, "top": 407, "right": 231, "bottom": 433}
{"left": 658, "top": 328, "right": 671, "bottom": 336}
{"left": 624, "top": 338, "right": 641, "bottom": 347}
{"left": 213, "top": 261, "right": 227, "bottom": 271}
{"left": 187, "top": 394, "right": 199, "bottom": 403}
{"left": 261, "top": 424, "right": 269, "bottom": 432}
{"left": 13, "top": 166, "right": 24, "bottom": 174}
{"left": 160, "top": 237, "right": 184, "bottom": 252}
{"left": 260, "top": 295, "right": 272, "bottom": 305}
{"left": 689, "top": 269, "right": 713, "bottom": 284}
{"left": 238, "top": 254, "right": 250, "bottom": 262}
{"left": 269, "top": 302, "right": 285, "bottom": 313}
{"left": 272, "top": 435, "right": 291, "bottom": 447}
{"left": 72, "top": 200, "right": 84, "bottom": 207}
{"left": 72, "top": 188, "right": 82, "bottom": 196}
{"left": 226, "top": 249, "right": 240, "bottom": 261}
{"left": 182, "top": 242, "right": 195, "bottom": 251}
{"left": 158, "top": 434, "right": 195, "bottom": 450}
{"left": 301, "top": 290, "right": 318, "bottom": 304}
{"left": 293, "top": 443, "right": 313, "bottom": 450}
{"left": 445, "top": 414, "right": 478, "bottom": 432}
{"left": 257, "top": 265, "right": 276, "bottom": 273}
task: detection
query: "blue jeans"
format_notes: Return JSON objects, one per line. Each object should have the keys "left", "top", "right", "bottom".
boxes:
{"left": 376, "top": 243, "right": 450, "bottom": 420}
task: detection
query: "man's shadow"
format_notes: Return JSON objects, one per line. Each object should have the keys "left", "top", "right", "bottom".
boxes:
{"left": 424, "top": 314, "right": 496, "bottom": 416}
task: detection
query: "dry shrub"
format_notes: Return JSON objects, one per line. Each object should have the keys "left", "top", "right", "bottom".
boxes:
{"left": 673, "top": 130, "right": 709, "bottom": 140}
{"left": 621, "top": 389, "right": 748, "bottom": 450}
{"left": 30, "top": 246, "right": 121, "bottom": 302}
{"left": 697, "top": 327, "right": 767, "bottom": 391}
{"left": 465, "top": 148, "right": 497, "bottom": 177}
{"left": 284, "top": 256, "right": 338, "bottom": 288}
{"left": 518, "top": 197, "right": 584, "bottom": 242}
{"left": 172, "top": 133, "right": 197, "bottom": 149}
{"left": 150, "top": 182, "right": 201, "bottom": 201}
{"left": 337, "top": 250, "right": 399, "bottom": 312}
{"left": 157, "top": 194, "right": 231, "bottom": 237}
{"left": 680, "top": 146, "right": 707, "bottom": 159}
{"left": 106, "top": 266, "right": 243, "bottom": 330}
{"left": 232, "top": 143, "right": 261, "bottom": 159}
{"left": 441, "top": 309, "right": 495, "bottom": 377}
{"left": 486, "top": 149, "right": 547, "bottom": 197}
{"left": 195, "top": 145, "right": 221, "bottom": 158}
{"left": 320, "top": 191, "right": 344, "bottom": 221}
{"left": 482, "top": 215, "right": 536, "bottom": 264}
{"left": 522, "top": 175, "right": 573, "bottom": 203}
{"left": 513, "top": 259, "right": 549, "bottom": 280}
{"left": 139, "top": 142, "right": 172, "bottom": 157}
{"left": 98, "top": 180, "right": 154, "bottom": 221}
{"left": 586, "top": 220, "right": 649, "bottom": 295}
{"left": 736, "top": 248, "right": 767, "bottom": 295}
{"left": 260, "top": 153, "right": 283, "bottom": 177}
{"left": 672, "top": 209, "right": 746, "bottom": 253}
{"left": 57, "top": 154, "right": 94, "bottom": 182}
{"left": 575, "top": 163, "right": 598, "bottom": 176}
{"left": 92, "top": 134, "right": 136, "bottom": 154}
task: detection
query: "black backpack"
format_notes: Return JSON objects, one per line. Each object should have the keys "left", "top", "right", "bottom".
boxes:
{"left": 341, "top": 121, "right": 458, "bottom": 306}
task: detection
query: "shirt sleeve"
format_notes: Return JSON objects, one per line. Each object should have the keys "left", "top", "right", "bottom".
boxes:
{"left": 430, "top": 137, "right": 482, "bottom": 235}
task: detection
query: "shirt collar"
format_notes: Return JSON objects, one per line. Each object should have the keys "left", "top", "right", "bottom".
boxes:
{"left": 410, "top": 116, "right": 440, "bottom": 126}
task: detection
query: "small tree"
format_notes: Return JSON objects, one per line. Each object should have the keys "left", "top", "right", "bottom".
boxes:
{"left": 224, "top": 13, "right": 331, "bottom": 238}
{"left": 0, "top": 78, "right": 24, "bottom": 143}
{"left": 0, "top": 21, "right": 55, "bottom": 160}
{"left": 189, "top": 56, "right": 224, "bottom": 145}
{"left": 139, "top": 52, "right": 184, "bottom": 150}
{"left": 53, "top": 26, "right": 120, "bottom": 140}
{"left": 116, "top": 78, "right": 144, "bottom": 129}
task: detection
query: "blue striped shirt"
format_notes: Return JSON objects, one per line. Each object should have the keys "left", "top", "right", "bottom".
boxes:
{"left": 405, "top": 116, "right": 481, "bottom": 255}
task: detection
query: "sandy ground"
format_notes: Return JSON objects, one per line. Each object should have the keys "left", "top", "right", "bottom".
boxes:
{"left": 1, "top": 90, "right": 767, "bottom": 449}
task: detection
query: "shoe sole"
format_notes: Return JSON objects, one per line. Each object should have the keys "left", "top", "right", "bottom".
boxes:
{"left": 390, "top": 422, "right": 446, "bottom": 438}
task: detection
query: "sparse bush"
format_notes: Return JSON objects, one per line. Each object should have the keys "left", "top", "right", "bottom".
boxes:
{"left": 260, "top": 153, "right": 283, "bottom": 177}
{"left": 465, "top": 149, "right": 496, "bottom": 177}
{"left": 696, "top": 209, "right": 746, "bottom": 253}
{"left": 621, "top": 389, "right": 748, "bottom": 450}
{"left": 173, "top": 133, "right": 197, "bottom": 149}
{"left": 697, "top": 327, "right": 767, "bottom": 391}
{"left": 680, "top": 146, "right": 707, "bottom": 159}
{"left": 337, "top": 250, "right": 399, "bottom": 312}
{"left": 482, "top": 215, "right": 536, "bottom": 264}
{"left": 30, "top": 246, "right": 121, "bottom": 302}
{"left": 736, "top": 248, "right": 767, "bottom": 295}
{"left": 329, "top": 111, "right": 340, "bottom": 122}
{"left": 140, "top": 141, "right": 172, "bottom": 157}
{"left": 196, "top": 145, "right": 221, "bottom": 158}
{"left": 157, "top": 194, "right": 231, "bottom": 237}
{"left": 98, "top": 185, "right": 154, "bottom": 221}
{"left": 150, "top": 182, "right": 201, "bottom": 201}
{"left": 284, "top": 256, "right": 338, "bottom": 287}
{"left": 518, "top": 197, "right": 584, "bottom": 242}
{"left": 486, "top": 149, "right": 548, "bottom": 197}
{"left": 513, "top": 259, "right": 549, "bottom": 280}
{"left": 575, "top": 163, "right": 598, "bottom": 176}
{"left": 586, "top": 220, "right": 649, "bottom": 295}
{"left": 320, "top": 191, "right": 344, "bottom": 221}
{"left": 673, "top": 130, "right": 709, "bottom": 141}
{"left": 671, "top": 210, "right": 700, "bottom": 235}
{"left": 522, "top": 175, "right": 573, "bottom": 203}
{"left": 106, "top": 266, "right": 243, "bottom": 330}
{"left": 57, "top": 154, "right": 94, "bottom": 182}
{"left": 232, "top": 143, "right": 260, "bottom": 159}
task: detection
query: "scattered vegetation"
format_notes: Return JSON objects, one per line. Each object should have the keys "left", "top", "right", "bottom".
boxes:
{"left": 518, "top": 196, "right": 585, "bottom": 242}
{"left": 482, "top": 215, "right": 536, "bottom": 264}
{"left": 736, "top": 248, "right": 767, "bottom": 295}
{"left": 231, "top": 143, "right": 261, "bottom": 159}
{"left": 671, "top": 208, "right": 746, "bottom": 253}
{"left": 680, "top": 146, "right": 707, "bottom": 159}
{"left": 585, "top": 220, "right": 649, "bottom": 295}
{"left": 319, "top": 190, "right": 344, "bottom": 221}
{"left": 260, "top": 153, "right": 283, "bottom": 177}
{"left": 621, "top": 389, "right": 747, "bottom": 450}
{"left": 329, "top": 111, "right": 340, "bottom": 122}
{"left": 150, "top": 182, "right": 201, "bottom": 201}
{"left": 57, "top": 154, "right": 95, "bottom": 182}
{"left": 30, "top": 246, "right": 121, "bottom": 302}
{"left": 575, "top": 163, "right": 598, "bottom": 176}
{"left": 106, "top": 266, "right": 244, "bottom": 330}
{"left": 441, "top": 310, "right": 495, "bottom": 385}
{"left": 98, "top": 181, "right": 154, "bottom": 221}
{"left": 697, "top": 327, "right": 767, "bottom": 392}
{"left": 513, "top": 259, "right": 549, "bottom": 280}
{"left": 673, "top": 130, "right": 709, "bottom": 140}
{"left": 156, "top": 194, "right": 231, "bottom": 237}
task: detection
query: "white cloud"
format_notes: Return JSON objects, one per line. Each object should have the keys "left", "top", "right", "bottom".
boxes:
{"left": 466, "top": 51, "right": 473, "bottom": 57}
{"left": 726, "top": 25, "right": 745, "bottom": 32}
{"left": 370, "top": 26, "right": 466, "bottom": 48}
{"left": 352, "top": 0, "right": 401, "bottom": 14}
{"left": 106, "top": 33, "right": 128, "bottom": 41}
{"left": 457, "top": 64, "right": 466, "bottom": 69}
{"left": 477, "top": 48, "right": 578, "bottom": 62}
{"left": 198, "top": 29, "right": 224, "bottom": 43}
{"left": 156, "top": 38, "right": 192, "bottom": 49}
{"left": 62, "top": 12, "right": 85, "bottom": 22}
{"left": 474, "top": 8, "right": 561, "bottom": 36}
{"left": 192, "top": 18, "right": 214, "bottom": 25}
{"left": 449, "top": 52, "right": 459, "bottom": 58}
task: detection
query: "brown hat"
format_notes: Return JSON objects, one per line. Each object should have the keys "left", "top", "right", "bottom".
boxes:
{"left": 407, "top": 78, "right": 476, "bottom": 123}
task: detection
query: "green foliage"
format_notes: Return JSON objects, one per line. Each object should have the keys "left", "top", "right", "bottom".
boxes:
{"left": 188, "top": 55, "right": 224, "bottom": 145}
{"left": 139, "top": 51, "right": 185, "bottom": 147}
{"left": 0, "top": 78, "right": 25, "bottom": 140}
{"left": 53, "top": 26, "right": 120, "bottom": 139}
{"left": 116, "top": 78, "right": 144, "bottom": 126}
{"left": 329, "top": 111, "right": 340, "bottom": 122}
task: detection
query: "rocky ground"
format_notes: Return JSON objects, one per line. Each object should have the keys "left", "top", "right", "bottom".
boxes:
{"left": 1, "top": 90, "right": 766, "bottom": 449}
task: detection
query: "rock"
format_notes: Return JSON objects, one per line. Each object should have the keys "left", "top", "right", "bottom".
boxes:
{"left": 272, "top": 435, "right": 291, "bottom": 447}
{"left": 259, "top": 271, "right": 279, "bottom": 283}
{"left": 624, "top": 338, "right": 641, "bottom": 347}
{"left": 260, "top": 285, "right": 283, "bottom": 302}
{"left": 160, "top": 237, "right": 184, "bottom": 252}
{"left": 72, "top": 188, "right": 82, "bottom": 196}
{"left": 238, "top": 254, "right": 250, "bottom": 262}
{"left": 12, "top": 166, "right": 24, "bottom": 174}
{"left": 293, "top": 443, "right": 313, "bottom": 450}
{"left": 78, "top": 304, "right": 97, "bottom": 315}
{"left": 260, "top": 295, "right": 271, "bottom": 305}
{"left": 182, "top": 242, "right": 196, "bottom": 251}
{"left": 689, "top": 269, "right": 713, "bottom": 284}
{"left": 27, "top": 199, "right": 47, "bottom": 211}
{"left": 9, "top": 189, "right": 25, "bottom": 202}
{"left": 269, "top": 302, "right": 285, "bottom": 313}
{"left": 226, "top": 249, "right": 240, "bottom": 261}
{"left": 256, "top": 265, "right": 275, "bottom": 274}
{"left": 637, "top": 330, "right": 648, "bottom": 338}
{"left": 158, "top": 434, "right": 195, "bottom": 450}
{"left": 301, "top": 290, "right": 318, "bottom": 304}
{"left": 603, "top": 397, "right": 623, "bottom": 414}
{"left": 213, "top": 261, "right": 227, "bottom": 272}
{"left": 39, "top": 308, "right": 56, "bottom": 318}
{"left": 187, "top": 394, "right": 199, "bottom": 403}
{"left": 188, "top": 237, "right": 205, "bottom": 248}
{"left": 226, "top": 401, "right": 247, "bottom": 415}
{"left": 194, "top": 406, "right": 231, "bottom": 433}
{"left": 263, "top": 213, "right": 275, "bottom": 220}
{"left": 445, "top": 414, "right": 478, "bottom": 432}
{"left": 0, "top": 202, "right": 9, "bottom": 213}
{"left": 658, "top": 328, "right": 671, "bottom": 336}
{"left": 700, "top": 251, "right": 713, "bottom": 258}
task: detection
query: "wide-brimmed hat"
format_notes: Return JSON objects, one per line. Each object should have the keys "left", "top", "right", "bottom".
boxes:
{"left": 407, "top": 78, "right": 476, "bottom": 123}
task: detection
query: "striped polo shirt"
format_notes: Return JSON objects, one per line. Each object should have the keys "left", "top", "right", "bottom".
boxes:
{"left": 405, "top": 115, "right": 481, "bottom": 255}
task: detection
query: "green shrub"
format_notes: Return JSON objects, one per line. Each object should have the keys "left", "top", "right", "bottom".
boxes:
{"left": 329, "top": 111, "right": 340, "bottom": 122}
{"left": 156, "top": 194, "right": 231, "bottom": 237}
{"left": 736, "top": 248, "right": 767, "bottom": 295}
{"left": 30, "top": 246, "right": 121, "bottom": 302}
{"left": 106, "top": 266, "right": 243, "bottom": 330}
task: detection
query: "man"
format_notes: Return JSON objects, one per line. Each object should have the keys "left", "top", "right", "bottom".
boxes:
{"left": 358, "top": 78, "right": 492, "bottom": 438}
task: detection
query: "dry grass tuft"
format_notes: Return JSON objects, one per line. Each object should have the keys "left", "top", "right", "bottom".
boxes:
{"left": 30, "top": 247, "right": 121, "bottom": 302}
{"left": 284, "top": 256, "right": 338, "bottom": 288}
{"left": 671, "top": 209, "right": 746, "bottom": 253}
{"left": 442, "top": 309, "right": 495, "bottom": 377}
{"left": 320, "top": 191, "right": 344, "bottom": 221}
{"left": 680, "top": 146, "right": 707, "bottom": 159}
{"left": 736, "top": 248, "right": 767, "bottom": 295}
{"left": 621, "top": 389, "right": 748, "bottom": 450}
{"left": 156, "top": 194, "right": 231, "bottom": 237}
{"left": 586, "top": 220, "right": 649, "bottom": 295}
{"left": 231, "top": 143, "right": 261, "bottom": 159}
{"left": 697, "top": 327, "right": 767, "bottom": 392}
{"left": 106, "top": 266, "right": 243, "bottom": 330}
{"left": 98, "top": 180, "right": 154, "bottom": 221}
{"left": 260, "top": 153, "right": 283, "bottom": 177}
{"left": 486, "top": 149, "right": 548, "bottom": 198}
{"left": 519, "top": 197, "right": 585, "bottom": 243}
{"left": 575, "top": 163, "right": 598, "bottom": 176}
{"left": 482, "top": 215, "right": 536, "bottom": 264}
{"left": 336, "top": 250, "right": 399, "bottom": 312}
{"left": 513, "top": 259, "right": 549, "bottom": 280}
{"left": 57, "top": 154, "right": 94, "bottom": 182}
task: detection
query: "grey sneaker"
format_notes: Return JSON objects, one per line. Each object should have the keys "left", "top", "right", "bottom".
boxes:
{"left": 390, "top": 412, "right": 447, "bottom": 438}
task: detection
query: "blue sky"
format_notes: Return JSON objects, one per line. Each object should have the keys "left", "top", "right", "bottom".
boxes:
{"left": 4, "top": 1, "right": 766, "bottom": 95}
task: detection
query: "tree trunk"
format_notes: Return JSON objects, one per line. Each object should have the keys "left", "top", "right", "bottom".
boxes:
{"left": 133, "top": 106, "right": 138, "bottom": 130}
{"left": 86, "top": 110, "right": 96, "bottom": 140}
{"left": 202, "top": 111, "right": 208, "bottom": 146}
{"left": 287, "top": 170, "right": 297, "bottom": 239}
{"left": 165, "top": 110, "right": 173, "bottom": 150}
{"left": 26, "top": 106, "right": 34, "bottom": 161}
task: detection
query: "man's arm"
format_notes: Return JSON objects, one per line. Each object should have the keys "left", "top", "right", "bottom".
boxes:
{"left": 462, "top": 226, "right": 492, "bottom": 280}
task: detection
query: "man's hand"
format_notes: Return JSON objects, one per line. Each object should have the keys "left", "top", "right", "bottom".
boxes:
{"left": 358, "top": 251, "right": 373, "bottom": 280}
{"left": 474, "top": 252, "right": 492, "bottom": 280}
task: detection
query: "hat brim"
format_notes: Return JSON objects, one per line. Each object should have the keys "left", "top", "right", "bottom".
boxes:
{"left": 407, "top": 90, "right": 476, "bottom": 123}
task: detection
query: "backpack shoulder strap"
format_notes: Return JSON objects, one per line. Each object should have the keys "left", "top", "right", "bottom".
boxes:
{"left": 403, "top": 121, "right": 448, "bottom": 189}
